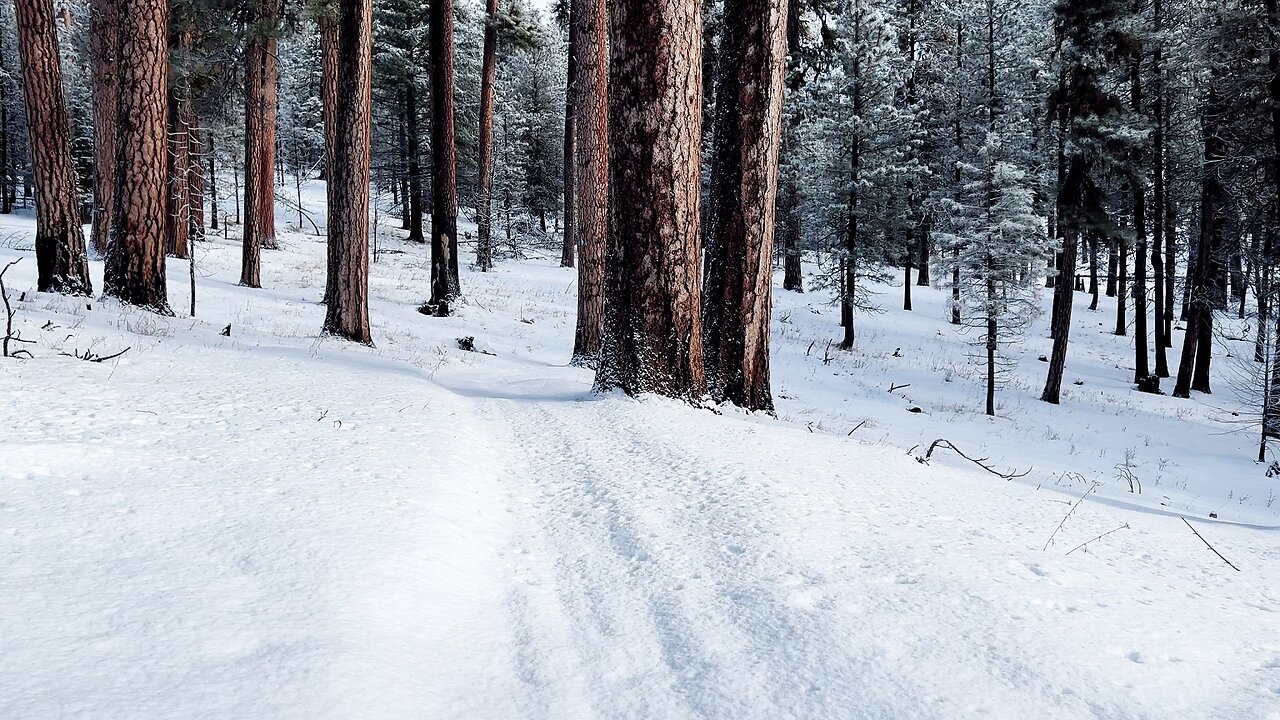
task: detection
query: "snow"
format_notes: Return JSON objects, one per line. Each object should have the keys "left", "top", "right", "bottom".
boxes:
{"left": 1, "top": 186, "right": 1278, "bottom": 719}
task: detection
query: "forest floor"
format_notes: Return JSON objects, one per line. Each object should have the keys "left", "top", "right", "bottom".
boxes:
{"left": 1, "top": 185, "right": 1278, "bottom": 719}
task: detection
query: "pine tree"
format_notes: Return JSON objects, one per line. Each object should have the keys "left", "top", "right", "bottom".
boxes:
{"left": 595, "top": 0, "right": 706, "bottom": 401}
{"left": 702, "top": 0, "right": 789, "bottom": 411}
{"left": 569, "top": 0, "right": 607, "bottom": 366}
{"left": 14, "top": 0, "right": 92, "bottom": 295}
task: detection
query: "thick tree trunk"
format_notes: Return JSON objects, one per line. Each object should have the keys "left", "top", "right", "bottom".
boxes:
{"left": 241, "top": 0, "right": 279, "bottom": 287}
{"left": 14, "top": 0, "right": 92, "bottom": 295}
{"left": 475, "top": 0, "right": 498, "bottom": 271}
{"left": 916, "top": 229, "right": 930, "bottom": 286}
{"left": 103, "top": 0, "right": 170, "bottom": 313}
{"left": 425, "top": 0, "right": 460, "bottom": 315}
{"left": 570, "top": 0, "right": 607, "bottom": 365}
{"left": 405, "top": 83, "right": 425, "bottom": 243}
{"left": 1115, "top": 239, "right": 1127, "bottom": 335}
{"left": 701, "top": 0, "right": 787, "bottom": 411}
{"left": 595, "top": 0, "right": 706, "bottom": 401}
{"left": 1151, "top": 0, "right": 1169, "bottom": 376}
{"left": 322, "top": 0, "right": 373, "bottom": 343}
{"left": 320, "top": 15, "right": 338, "bottom": 305}
{"left": 89, "top": 0, "right": 116, "bottom": 254}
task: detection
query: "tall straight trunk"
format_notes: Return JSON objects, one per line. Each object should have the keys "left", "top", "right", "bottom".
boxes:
{"left": 89, "top": 0, "right": 116, "bottom": 253}
{"left": 840, "top": 9, "right": 865, "bottom": 351}
{"left": 951, "top": 17, "right": 964, "bottom": 324}
{"left": 1151, "top": 0, "right": 1169, "bottom": 376}
{"left": 570, "top": 0, "right": 608, "bottom": 365}
{"left": 475, "top": 0, "right": 499, "bottom": 271}
{"left": 1105, "top": 240, "right": 1118, "bottom": 296}
{"left": 241, "top": 0, "right": 279, "bottom": 287}
{"left": 104, "top": 0, "right": 170, "bottom": 312}
{"left": 322, "top": 0, "right": 373, "bottom": 343}
{"left": 1042, "top": 159, "right": 1087, "bottom": 404}
{"left": 595, "top": 0, "right": 706, "bottom": 400}
{"left": 405, "top": 83, "right": 425, "bottom": 243}
{"left": 208, "top": 132, "right": 219, "bottom": 230}
{"left": 14, "top": 0, "right": 92, "bottom": 294}
{"left": 779, "top": 0, "right": 804, "bottom": 294}
{"left": 561, "top": 17, "right": 576, "bottom": 269}
{"left": 397, "top": 104, "right": 410, "bottom": 230}
{"left": 188, "top": 122, "right": 204, "bottom": 240}
{"left": 903, "top": 242, "right": 913, "bottom": 310}
{"left": 1115, "top": 237, "right": 1127, "bottom": 335}
{"left": 1132, "top": 78, "right": 1150, "bottom": 379}
{"left": 425, "top": 0, "right": 460, "bottom": 315}
{"left": 320, "top": 15, "right": 338, "bottom": 305}
{"left": 1088, "top": 234, "right": 1099, "bottom": 310}
{"left": 165, "top": 93, "right": 191, "bottom": 259}
{"left": 701, "top": 0, "right": 787, "bottom": 411}
{"left": 1174, "top": 88, "right": 1225, "bottom": 398}
{"left": 916, "top": 229, "right": 930, "bottom": 286}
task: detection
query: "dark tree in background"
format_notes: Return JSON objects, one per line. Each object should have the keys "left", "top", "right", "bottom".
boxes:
{"left": 424, "top": 0, "right": 460, "bottom": 316}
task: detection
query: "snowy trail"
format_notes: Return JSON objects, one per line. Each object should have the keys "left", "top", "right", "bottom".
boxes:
{"left": 446, "top": 359, "right": 1280, "bottom": 720}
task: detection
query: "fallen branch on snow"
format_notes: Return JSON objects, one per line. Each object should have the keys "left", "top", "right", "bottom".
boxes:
{"left": 915, "top": 438, "right": 1031, "bottom": 480}
{"left": 1181, "top": 517, "right": 1240, "bottom": 572}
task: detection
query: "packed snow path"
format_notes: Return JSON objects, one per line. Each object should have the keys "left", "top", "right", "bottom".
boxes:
{"left": 2, "top": 206, "right": 1279, "bottom": 719}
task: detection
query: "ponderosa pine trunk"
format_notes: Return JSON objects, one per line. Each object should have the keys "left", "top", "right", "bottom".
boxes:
{"left": 595, "top": 0, "right": 705, "bottom": 401}
{"left": 89, "top": 0, "right": 116, "bottom": 255}
{"left": 570, "top": 0, "right": 607, "bottom": 365}
{"left": 424, "top": 0, "right": 460, "bottom": 315}
{"left": 241, "top": 0, "right": 279, "bottom": 287}
{"left": 1042, "top": 160, "right": 1086, "bottom": 404}
{"left": 322, "top": 0, "right": 373, "bottom": 343}
{"left": 561, "top": 15, "right": 576, "bottom": 269}
{"left": 319, "top": 14, "right": 338, "bottom": 306}
{"left": 475, "top": 0, "right": 498, "bottom": 272}
{"left": 1151, "top": 0, "right": 1169, "bottom": 377}
{"left": 103, "top": 0, "right": 170, "bottom": 313}
{"left": 1132, "top": 62, "right": 1150, "bottom": 381}
{"left": 701, "top": 0, "right": 788, "bottom": 411}
{"left": 14, "top": 0, "right": 92, "bottom": 295}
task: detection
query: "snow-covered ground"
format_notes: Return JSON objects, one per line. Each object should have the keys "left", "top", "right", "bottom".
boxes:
{"left": 1, "top": 185, "right": 1278, "bottom": 719}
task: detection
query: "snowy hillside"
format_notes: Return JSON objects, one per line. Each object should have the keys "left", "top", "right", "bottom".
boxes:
{"left": 1, "top": 192, "right": 1278, "bottom": 719}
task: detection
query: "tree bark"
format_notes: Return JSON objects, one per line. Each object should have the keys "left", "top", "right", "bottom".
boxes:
{"left": 89, "top": 0, "right": 116, "bottom": 254}
{"left": 322, "top": 0, "right": 373, "bottom": 343}
{"left": 241, "top": 0, "right": 280, "bottom": 287}
{"left": 701, "top": 0, "right": 787, "bottom": 411}
{"left": 1042, "top": 159, "right": 1086, "bottom": 404}
{"left": 475, "top": 0, "right": 498, "bottom": 271}
{"left": 165, "top": 56, "right": 192, "bottom": 261}
{"left": 188, "top": 122, "right": 204, "bottom": 241}
{"left": 405, "top": 82, "right": 425, "bottom": 243}
{"left": 561, "top": 13, "right": 576, "bottom": 269}
{"left": 425, "top": 0, "right": 460, "bottom": 315}
{"left": 595, "top": 0, "right": 706, "bottom": 401}
{"left": 14, "top": 0, "right": 92, "bottom": 295}
{"left": 319, "top": 14, "right": 338, "bottom": 306}
{"left": 103, "top": 0, "right": 170, "bottom": 313}
{"left": 1151, "top": 0, "right": 1169, "bottom": 376}
{"left": 570, "top": 0, "right": 608, "bottom": 365}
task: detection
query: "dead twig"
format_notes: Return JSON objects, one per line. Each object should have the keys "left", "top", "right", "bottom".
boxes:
{"left": 889, "top": 383, "right": 911, "bottom": 393}
{"left": 1, "top": 258, "right": 25, "bottom": 358}
{"left": 60, "top": 346, "right": 131, "bottom": 363}
{"left": 1044, "top": 481, "right": 1100, "bottom": 551}
{"left": 1181, "top": 517, "right": 1241, "bottom": 572}
{"left": 1065, "top": 523, "right": 1130, "bottom": 556}
{"left": 916, "top": 438, "right": 1031, "bottom": 480}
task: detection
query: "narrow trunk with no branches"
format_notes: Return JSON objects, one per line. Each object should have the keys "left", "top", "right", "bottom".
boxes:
{"left": 322, "top": 0, "right": 373, "bottom": 343}
{"left": 475, "top": 0, "right": 499, "bottom": 272}
{"left": 405, "top": 83, "right": 425, "bottom": 244}
{"left": 425, "top": 0, "right": 460, "bottom": 315}
{"left": 104, "top": 0, "right": 170, "bottom": 312}
{"left": 595, "top": 0, "right": 706, "bottom": 401}
{"left": 241, "top": 0, "right": 279, "bottom": 287}
{"left": 702, "top": 0, "right": 788, "bottom": 411}
{"left": 15, "top": 0, "right": 92, "bottom": 295}
{"left": 570, "top": 0, "right": 607, "bottom": 365}
{"left": 89, "top": 0, "right": 116, "bottom": 255}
